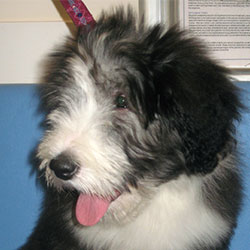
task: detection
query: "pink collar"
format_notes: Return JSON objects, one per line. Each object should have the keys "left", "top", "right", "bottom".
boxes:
{"left": 60, "top": 0, "right": 95, "bottom": 27}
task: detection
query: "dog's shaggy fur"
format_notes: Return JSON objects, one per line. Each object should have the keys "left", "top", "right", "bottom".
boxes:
{"left": 20, "top": 8, "right": 242, "bottom": 250}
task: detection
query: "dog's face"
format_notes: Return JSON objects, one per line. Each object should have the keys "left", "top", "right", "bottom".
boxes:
{"left": 37, "top": 10, "right": 240, "bottom": 227}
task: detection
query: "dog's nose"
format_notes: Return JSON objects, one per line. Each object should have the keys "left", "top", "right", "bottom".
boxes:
{"left": 49, "top": 153, "right": 79, "bottom": 180}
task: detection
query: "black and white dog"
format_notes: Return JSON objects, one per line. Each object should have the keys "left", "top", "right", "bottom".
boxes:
{"left": 21, "top": 8, "right": 242, "bottom": 250}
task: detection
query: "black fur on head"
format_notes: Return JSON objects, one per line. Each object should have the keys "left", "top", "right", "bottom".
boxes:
{"left": 147, "top": 26, "right": 241, "bottom": 175}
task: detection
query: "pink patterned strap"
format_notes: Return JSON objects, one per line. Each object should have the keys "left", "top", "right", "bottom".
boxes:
{"left": 60, "top": 0, "right": 95, "bottom": 27}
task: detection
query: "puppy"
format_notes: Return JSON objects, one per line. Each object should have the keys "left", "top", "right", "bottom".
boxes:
{"left": 20, "top": 8, "right": 242, "bottom": 250}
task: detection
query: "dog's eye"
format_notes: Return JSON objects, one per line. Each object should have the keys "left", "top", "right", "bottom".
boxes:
{"left": 115, "top": 95, "right": 128, "bottom": 109}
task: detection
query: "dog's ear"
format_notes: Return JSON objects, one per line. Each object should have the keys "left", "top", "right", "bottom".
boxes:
{"left": 147, "top": 26, "right": 241, "bottom": 175}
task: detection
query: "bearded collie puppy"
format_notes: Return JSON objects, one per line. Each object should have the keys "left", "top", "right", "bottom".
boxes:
{"left": 20, "top": 8, "right": 242, "bottom": 250}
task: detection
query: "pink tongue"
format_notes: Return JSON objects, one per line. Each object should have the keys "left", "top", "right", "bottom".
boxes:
{"left": 75, "top": 193, "right": 111, "bottom": 226}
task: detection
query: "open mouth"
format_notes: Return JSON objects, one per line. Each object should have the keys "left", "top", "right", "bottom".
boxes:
{"left": 75, "top": 191, "right": 121, "bottom": 226}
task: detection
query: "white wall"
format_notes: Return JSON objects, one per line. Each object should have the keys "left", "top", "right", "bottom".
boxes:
{"left": 0, "top": 0, "right": 138, "bottom": 84}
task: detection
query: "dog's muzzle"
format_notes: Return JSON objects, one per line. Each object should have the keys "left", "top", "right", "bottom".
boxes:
{"left": 49, "top": 153, "right": 79, "bottom": 180}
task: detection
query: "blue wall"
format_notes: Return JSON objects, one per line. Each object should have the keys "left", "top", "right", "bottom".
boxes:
{"left": 0, "top": 85, "right": 44, "bottom": 249}
{"left": 230, "top": 82, "right": 250, "bottom": 249}
{"left": 0, "top": 83, "right": 249, "bottom": 250}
